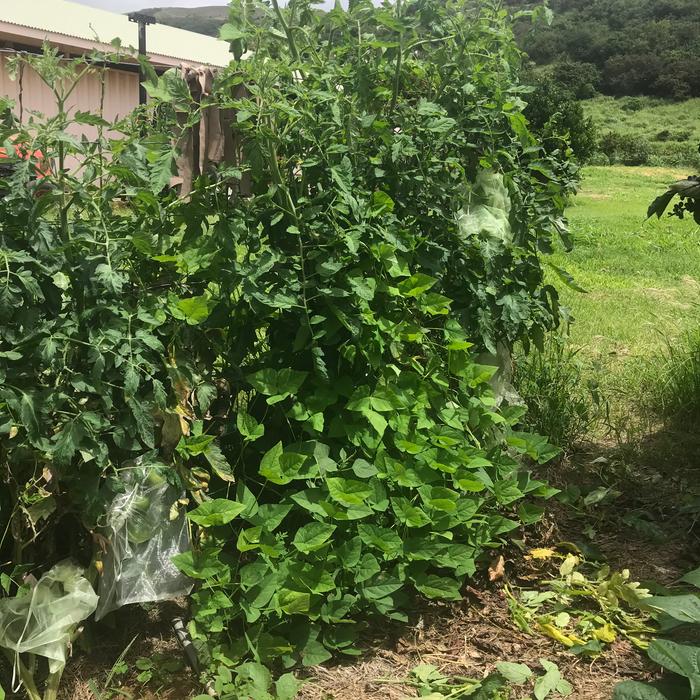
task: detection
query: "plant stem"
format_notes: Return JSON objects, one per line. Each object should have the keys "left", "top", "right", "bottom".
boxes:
{"left": 390, "top": 0, "right": 404, "bottom": 112}
{"left": 270, "top": 0, "right": 305, "bottom": 79}
{"left": 43, "top": 667, "right": 64, "bottom": 700}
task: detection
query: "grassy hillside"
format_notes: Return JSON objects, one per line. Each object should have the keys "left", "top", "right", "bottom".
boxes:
{"left": 139, "top": 6, "right": 228, "bottom": 37}
{"left": 582, "top": 97, "right": 700, "bottom": 169}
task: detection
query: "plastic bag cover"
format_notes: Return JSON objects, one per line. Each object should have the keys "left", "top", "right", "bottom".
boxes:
{"left": 95, "top": 464, "right": 193, "bottom": 621}
{"left": 457, "top": 170, "right": 512, "bottom": 245}
{"left": 0, "top": 562, "right": 98, "bottom": 673}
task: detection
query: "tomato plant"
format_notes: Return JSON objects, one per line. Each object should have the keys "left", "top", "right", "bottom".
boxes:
{"left": 0, "top": 0, "right": 580, "bottom": 694}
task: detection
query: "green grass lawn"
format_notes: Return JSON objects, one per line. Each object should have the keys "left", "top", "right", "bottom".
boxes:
{"left": 550, "top": 166, "right": 700, "bottom": 365}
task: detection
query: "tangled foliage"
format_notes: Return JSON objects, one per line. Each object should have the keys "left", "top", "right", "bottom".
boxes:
{"left": 0, "top": 0, "right": 578, "bottom": 692}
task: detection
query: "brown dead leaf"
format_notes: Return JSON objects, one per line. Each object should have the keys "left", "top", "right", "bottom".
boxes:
{"left": 488, "top": 555, "right": 505, "bottom": 582}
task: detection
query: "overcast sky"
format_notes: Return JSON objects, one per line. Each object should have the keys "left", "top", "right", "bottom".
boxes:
{"left": 72, "top": 0, "right": 339, "bottom": 10}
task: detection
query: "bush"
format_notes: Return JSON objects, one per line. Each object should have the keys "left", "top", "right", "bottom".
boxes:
{"left": 649, "top": 142, "right": 700, "bottom": 169}
{"left": 621, "top": 97, "right": 645, "bottom": 112}
{"left": 549, "top": 60, "right": 601, "bottom": 100}
{"left": 598, "top": 131, "right": 651, "bottom": 165}
{"left": 524, "top": 76, "right": 598, "bottom": 162}
{"left": 513, "top": 336, "right": 603, "bottom": 453}
{"left": 587, "top": 151, "right": 611, "bottom": 166}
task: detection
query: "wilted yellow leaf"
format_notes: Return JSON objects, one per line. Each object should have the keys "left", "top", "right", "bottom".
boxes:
{"left": 528, "top": 548, "right": 557, "bottom": 560}
{"left": 592, "top": 623, "right": 617, "bottom": 643}
{"left": 538, "top": 622, "right": 585, "bottom": 648}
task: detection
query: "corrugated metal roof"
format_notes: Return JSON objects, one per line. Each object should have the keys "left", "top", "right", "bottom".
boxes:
{"left": 1, "top": 0, "right": 233, "bottom": 67}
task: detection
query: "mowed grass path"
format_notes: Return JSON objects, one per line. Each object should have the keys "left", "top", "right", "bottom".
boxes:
{"left": 550, "top": 166, "right": 700, "bottom": 362}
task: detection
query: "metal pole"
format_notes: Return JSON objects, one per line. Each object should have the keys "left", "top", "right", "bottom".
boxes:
{"left": 128, "top": 12, "right": 156, "bottom": 106}
{"left": 137, "top": 21, "right": 147, "bottom": 105}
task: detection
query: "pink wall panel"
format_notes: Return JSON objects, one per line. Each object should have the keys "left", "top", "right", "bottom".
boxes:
{"left": 1, "top": 54, "right": 140, "bottom": 168}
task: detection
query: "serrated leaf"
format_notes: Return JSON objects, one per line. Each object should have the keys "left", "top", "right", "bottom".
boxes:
{"left": 397, "top": 273, "right": 437, "bottom": 297}
{"left": 52, "top": 420, "right": 82, "bottom": 465}
{"left": 95, "top": 262, "right": 125, "bottom": 294}
{"left": 20, "top": 392, "right": 39, "bottom": 443}
{"left": 176, "top": 295, "right": 212, "bottom": 325}
{"left": 247, "top": 368, "right": 308, "bottom": 398}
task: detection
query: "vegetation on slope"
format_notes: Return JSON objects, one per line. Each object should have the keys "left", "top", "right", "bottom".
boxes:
{"left": 513, "top": 0, "right": 700, "bottom": 100}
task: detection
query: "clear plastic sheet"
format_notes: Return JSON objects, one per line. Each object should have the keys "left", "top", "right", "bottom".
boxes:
{"left": 95, "top": 462, "right": 193, "bottom": 621}
{"left": 457, "top": 170, "right": 512, "bottom": 245}
{"left": 0, "top": 561, "right": 98, "bottom": 674}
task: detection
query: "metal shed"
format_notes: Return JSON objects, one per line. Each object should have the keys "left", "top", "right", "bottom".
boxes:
{"left": 0, "top": 0, "right": 231, "bottom": 123}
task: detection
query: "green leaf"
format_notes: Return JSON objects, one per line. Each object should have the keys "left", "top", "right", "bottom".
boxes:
{"left": 326, "top": 478, "right": 373, "bottom": 506}
{"left": 237, "top": 410, "right": 265, "bottom": 441}
{"left": 247, "top": 368, "right": 308, "bottom": 404}
{"left": 362, "top": 408, "right": 387, "bottom": 436}
{"left": 645, "top": 594, "right": 700, "bottom": 624}
{"left": 419, "top": 486, "right": 459, "bottom": 513}
{"left": 351, "top": 459, "right": 378, "bottom": 478}
{"left": 370, "top": 190, "right": 395, "bottom": 215}
{"left": 275, "top": 673, "right": 301, "bottom": 700}
{"left": 172, "top": 548, "right": 226, "bottom": 580}
{"left": 175, "top": 295, "right": 212, "bottom": 325}
{"left": 535, "top": 659, "right": 568, "bottom": 700}
{"left": 259, "top": 442, "right": 311, "bottom": 484}
{"left": 680, "top": 566, "right": 700, "bottom": 589}
{"left": 496, "top": 662, "right": 533, "bottom": 685}
{"left": 397, "top": 273, "right": 437, "bottom": 298}
{"left": 219, "top": 22, "right": 246, "bottom": 42}
{"left": 302, "top": 640, "right": 332, "bottom": 666}
{"left": 391, "top": 497, "right": 430, "bottom": 527}
{"left": 293, "top": 522, "right": 337, "bottom": 553}
{"left": 95, "top": 262, "right": 125, "bottom": 294}
{"left": 357, "top": 524, "right": 402, "bottom": 557}
{"left": 188, "top": 499, "right": 246, "bottom": 527}
{"left": 613, "top": 681, "right": 673, "bottom": 700}
{"left": 52, "top": 420, "right": 82, "bottom": 465}
{"left": 413, "top": 573, "right": 462, "bottom": 601}
{"left": 278, "top": 589, "right": 311, "bottom": 614}
{"left": 648, "top": 639, "right": 700, "bottom": 696}
{"left": 355, "top": 553, "right": 381, "bottom": 583}
{"left": 20, "top": 392, "right": 39, "bottom": 443}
